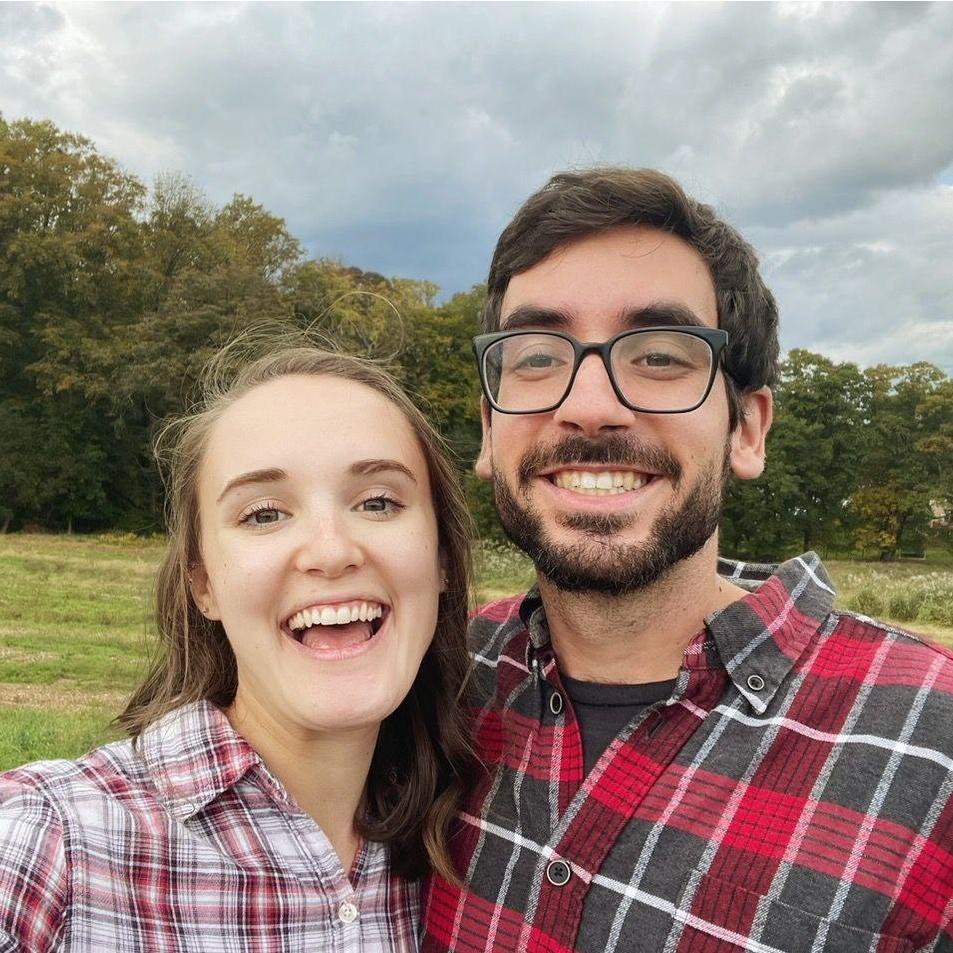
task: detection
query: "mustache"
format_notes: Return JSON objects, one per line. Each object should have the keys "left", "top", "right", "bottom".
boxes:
{"left": 517, "top": 434, "right": 682, "bottom": 486}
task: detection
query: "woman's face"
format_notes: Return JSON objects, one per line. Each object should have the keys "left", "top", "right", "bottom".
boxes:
{"left": 191, "top": 373, "right": 442, "bottom": 740}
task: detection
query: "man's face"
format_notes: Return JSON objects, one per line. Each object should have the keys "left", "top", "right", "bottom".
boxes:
{"left": 476, "top": 226, "right": 770, "bottom": 595}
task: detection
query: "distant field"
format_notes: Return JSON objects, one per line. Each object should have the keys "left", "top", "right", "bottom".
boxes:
{"left": 1, "top": 534, "right": 951, "bottom": 769}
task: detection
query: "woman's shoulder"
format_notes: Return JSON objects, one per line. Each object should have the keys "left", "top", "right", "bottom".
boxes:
{"left": 0, "top": 734, "right": 145, "bottom": 812}
{"left": 0, "top": 701, "right": 228, "bottom": 825}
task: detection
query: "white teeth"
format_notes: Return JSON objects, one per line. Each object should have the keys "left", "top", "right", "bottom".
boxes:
{"left": 552, "top": 470, "right": 649, "bottom": 494}
{"left": 287, "top": 602, "right": 385, "bottom": 631}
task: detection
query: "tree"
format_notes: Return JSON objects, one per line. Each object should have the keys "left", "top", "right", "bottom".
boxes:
{"left": 722, "top": 350, "right": 869, "bottom": 559}
{"left": 0, "top": 117, "right": 146, "bottom": 530}
{"left": 850, "top": 363, "right": 953, "bottom": 558}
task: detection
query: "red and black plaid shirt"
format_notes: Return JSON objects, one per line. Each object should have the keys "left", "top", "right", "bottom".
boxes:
{"left": 0, "top": 701, "right": 420, "bottom": 952}
{"left": 423, "top": 553, "right": 953, "bottom": 953}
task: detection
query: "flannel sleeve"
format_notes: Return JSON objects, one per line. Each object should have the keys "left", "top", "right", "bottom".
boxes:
{"left": 0, "top": 778, "right": 68, "bottom": 953}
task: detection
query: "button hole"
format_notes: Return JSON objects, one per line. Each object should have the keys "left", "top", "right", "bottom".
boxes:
{"left": 648, "top": 716, "right": 666, "bottom": 739}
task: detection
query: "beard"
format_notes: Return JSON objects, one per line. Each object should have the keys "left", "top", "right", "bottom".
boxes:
{"left": 492, "top": 433, "right": 730, "bottom": 596}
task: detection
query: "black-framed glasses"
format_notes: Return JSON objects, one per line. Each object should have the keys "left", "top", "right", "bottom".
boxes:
{"left": 473, "top": 326, "right": 729, "bottom": 415}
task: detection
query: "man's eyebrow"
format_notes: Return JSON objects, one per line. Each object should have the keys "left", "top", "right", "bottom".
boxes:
{"left": 217, "top": 468, "right": 288, "bottom": 504}
{"left": 500, "top": 303, "right": 709, "bottom": 334}
{"left": 621, "top": 303, "right": 709, "bottom": 329}
{"left": 350, "top": 459, "right": 418, "bottom": 484}
{"left": 499, "top": 306, "right": 573, "bottom": 332}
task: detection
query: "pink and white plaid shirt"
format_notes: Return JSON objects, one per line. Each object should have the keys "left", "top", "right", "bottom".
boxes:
{"left": 0, "top": 701, "right": 420, "bottom": 952}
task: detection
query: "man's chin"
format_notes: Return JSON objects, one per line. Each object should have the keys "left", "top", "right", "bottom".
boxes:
{"left": 516, "top": 533, "right": 699, "bottom": 597}
{"left": 493, "top": 468, "right": 723, "bottom": 597}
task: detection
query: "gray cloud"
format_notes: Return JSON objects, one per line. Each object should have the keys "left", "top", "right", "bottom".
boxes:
{"left": 1, "top": 1, "right": 952, "bottom": 369}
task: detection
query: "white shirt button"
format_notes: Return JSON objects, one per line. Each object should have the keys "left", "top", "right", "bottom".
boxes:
{"left": 338, "top": 900, "right": 359, "bottom": 924}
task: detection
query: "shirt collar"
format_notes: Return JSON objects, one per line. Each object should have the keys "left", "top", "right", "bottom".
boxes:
{"left": 708, "top": 551, "right": 836, "bottom": 712}
{"left": 139, "top": 701, "right": 266, "bottom": 820}
{"left": 515, "top": 552, "right": 836, "bottom": 714}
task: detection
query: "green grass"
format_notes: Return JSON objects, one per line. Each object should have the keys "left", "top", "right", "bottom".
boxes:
{"left": 0, "top": 533, "right": 160, "bottom": 769}
{"left": 0, "top": 533, "right": 950, "bottom": 769}
{"left": 0, "top": 706, "right": 122, "bottom": 768}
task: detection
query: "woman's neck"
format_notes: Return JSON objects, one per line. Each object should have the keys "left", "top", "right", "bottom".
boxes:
{"left": 225, "top": 692, "right": 379, "bottom": 872}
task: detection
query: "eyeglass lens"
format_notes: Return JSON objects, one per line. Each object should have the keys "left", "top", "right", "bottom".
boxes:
{"left": 483, "top": 331, "right": 715, "bottom": 413}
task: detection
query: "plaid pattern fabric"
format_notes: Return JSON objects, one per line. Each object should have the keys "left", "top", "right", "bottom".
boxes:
{"left": 422, "top": 553, "right": 953, "bottom": 953}
{"left": 0, "top": 701, "right": 419, "bottom": 952}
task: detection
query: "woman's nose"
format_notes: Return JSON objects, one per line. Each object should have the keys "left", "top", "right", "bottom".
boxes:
{"left": 292, "top": 513, "right": 364, "bottom": 577}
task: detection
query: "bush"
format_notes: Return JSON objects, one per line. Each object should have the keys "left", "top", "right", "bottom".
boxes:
{"left": 845, "top": 586, "right": 884, "bottom": 618}
{"left": 917, "top": 589, "right": 953, "bottom": 627}
{"left": 886, "top": 589, "right": 926, "bottom": 622}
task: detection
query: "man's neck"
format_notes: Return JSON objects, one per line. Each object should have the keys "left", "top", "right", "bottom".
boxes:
{"left": 537, "top": 538, "right": 748, "bottom": 684}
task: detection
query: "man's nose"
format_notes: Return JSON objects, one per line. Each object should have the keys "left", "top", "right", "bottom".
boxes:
{"left": 552, "top": 352, "right": 633, "bottom": 433}
{"left": 293, "top": 512, "right": 364, "bottom": 577}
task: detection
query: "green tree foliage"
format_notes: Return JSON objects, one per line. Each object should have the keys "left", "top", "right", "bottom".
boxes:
{"left": 0, "top": 117, "right": 147, "bottom": 530}
{"left": 3, "top": 115, "right": 952, "bottom": 557}
{"left": 723, "top": 354, "right": 953, "bottom": 560}
{"left": 722, "top": 351, "right": 870, "bottom": 558}
{"left": 849, "top": 364, "right": 953, "bottom": 558}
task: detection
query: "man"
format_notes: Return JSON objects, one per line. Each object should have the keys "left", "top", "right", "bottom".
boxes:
{"left": 422, "top": 168, "right": 953, "bottom": 952}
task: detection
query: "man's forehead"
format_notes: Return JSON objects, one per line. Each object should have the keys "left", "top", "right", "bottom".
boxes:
{"left": 500, "top": 226, "right": 718, "bottom": 332}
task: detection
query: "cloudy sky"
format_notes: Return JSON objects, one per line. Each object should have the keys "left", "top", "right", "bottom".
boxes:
{"left": 3, "top": 2, "right": 953, "bottom": 371}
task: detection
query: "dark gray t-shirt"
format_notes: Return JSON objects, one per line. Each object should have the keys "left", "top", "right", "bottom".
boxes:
{"left": 562, "top": 675, "right": 676, "bottom": 775}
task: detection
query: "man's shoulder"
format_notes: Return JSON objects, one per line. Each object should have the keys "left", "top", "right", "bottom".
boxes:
{"left": 827, "top": 607, "right": 953, "bottom": 669}
{"left": 821, "top": 608, "right": 953, "bottom": 738}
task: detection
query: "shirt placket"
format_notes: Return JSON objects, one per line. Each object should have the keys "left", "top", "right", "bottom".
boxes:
{"left": 526, "top": 647, "right": 728, "bottom": 950}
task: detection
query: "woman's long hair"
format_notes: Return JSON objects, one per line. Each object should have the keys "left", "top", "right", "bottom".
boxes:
{"left": 118, "top": 333, "right": 477, "bottom": 881}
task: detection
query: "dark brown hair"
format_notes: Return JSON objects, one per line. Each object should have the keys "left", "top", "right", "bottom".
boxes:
{"left": 485, "top": 167, "right": 780, "bottom": 427}
{"left": 118, "top": 334, "right": 477, "bottom": 882}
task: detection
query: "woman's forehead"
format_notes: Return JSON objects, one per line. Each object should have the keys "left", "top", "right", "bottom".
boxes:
{"left": 200, "top": 374, "right": 429, "bottom": 490}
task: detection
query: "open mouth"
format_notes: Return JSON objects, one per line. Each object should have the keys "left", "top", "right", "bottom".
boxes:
{"left": 546, "top": 468, "right": 654, "bottom": 496}
{"left": 283, "top": 601, "right": 388, "bottom": 651}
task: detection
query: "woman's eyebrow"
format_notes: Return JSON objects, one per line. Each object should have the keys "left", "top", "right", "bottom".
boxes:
{"left": 216, "top": 468, "right": 288, "bottom": 504}
{"left": 350, "top": 459, "right": 417, "bottom": 484}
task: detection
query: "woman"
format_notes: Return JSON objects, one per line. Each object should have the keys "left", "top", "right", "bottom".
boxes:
{"left": 0, "top": 342, "right": 476, "bottom": 951}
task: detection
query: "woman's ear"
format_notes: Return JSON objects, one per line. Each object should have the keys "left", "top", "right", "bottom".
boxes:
{"left": 188, "top": 564, "right": 221, "bottom": 620}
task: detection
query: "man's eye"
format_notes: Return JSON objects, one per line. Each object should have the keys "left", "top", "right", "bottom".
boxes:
{"left": 513, "top": 351, "right": 564, "bottom": 371}
{"left": 520, "top": 353, "right": 555, "bottom": 367}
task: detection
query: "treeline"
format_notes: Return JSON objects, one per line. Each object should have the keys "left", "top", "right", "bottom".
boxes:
{"left": 2, "top": 116, "right": 952, "bottom": 559}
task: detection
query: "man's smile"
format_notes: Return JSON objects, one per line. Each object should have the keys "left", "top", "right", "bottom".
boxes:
{"left": 543, "top": 467, "right": 653, "bottom": 496}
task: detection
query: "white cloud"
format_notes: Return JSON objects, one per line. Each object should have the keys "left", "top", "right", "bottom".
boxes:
{"left": 1, "top": 1, "right": 952, "bottom": 370}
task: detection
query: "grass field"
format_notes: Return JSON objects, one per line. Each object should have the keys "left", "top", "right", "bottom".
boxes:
{"left": 1, "top": 533, "right": 951, "bottom": 770}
